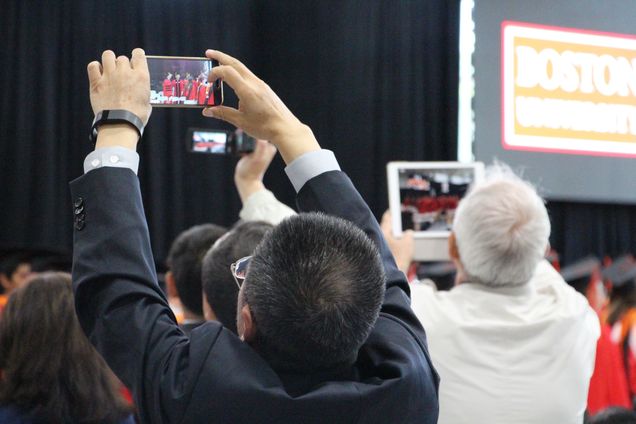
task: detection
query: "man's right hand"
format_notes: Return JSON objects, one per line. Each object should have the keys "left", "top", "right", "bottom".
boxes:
{"left": 201, "top": 50, "right": 320, "bottom": 165}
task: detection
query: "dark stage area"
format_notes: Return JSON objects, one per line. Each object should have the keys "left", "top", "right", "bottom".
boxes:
{"left": 1, "top": 0, "right": 635, "bottom": 266}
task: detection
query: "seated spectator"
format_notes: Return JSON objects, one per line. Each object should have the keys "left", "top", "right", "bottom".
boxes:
{"left": 165, "top": 223, "right": 227, "bottom": 335}
{"left": 196, "top": 138, "right": 294, "bottom": 334}
{"left": 201, "top": 220, "right": 273, "bottom": 333}
{"left": 0, "top": 272, "right": 134, "bottom": 423}
{"left": 384, "top": 163, "right": 599, "bottom": 424}
{"left": 70, "top": 48, "right": 439, "bottom": 422}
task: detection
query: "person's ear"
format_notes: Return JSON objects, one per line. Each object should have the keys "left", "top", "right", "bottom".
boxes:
{"left": 202, "top": 291, "right": 218, "bottom": 321}
{"left": 448, "top": 232, "right": 460, "bottom": 262}
{"left": 165, "top": 271, "right": 178, "bottom": 298}
{"left": 239, "top": 304, "right": 256, "bottom": 343}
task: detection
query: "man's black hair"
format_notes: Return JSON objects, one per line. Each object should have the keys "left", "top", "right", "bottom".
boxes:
{"left": 244, "top": 212, "right": 386, "bottom": 373}
{"left": 166, "top": 224, "right": 227, "bottom": 316}
{"left": 201, "top": 221, "right": 273, "bottom": 334}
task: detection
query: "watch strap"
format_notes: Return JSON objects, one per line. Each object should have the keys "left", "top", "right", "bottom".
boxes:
{"left": 89, "top": 109, "right": 144, "bottom": 145}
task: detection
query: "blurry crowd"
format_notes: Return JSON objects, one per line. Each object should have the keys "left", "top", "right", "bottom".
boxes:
{"left": 1, "top": 48, "right": 634, "bottom": 423}
{"left": 2, "top": 140, "right": 635, "bottom": 422}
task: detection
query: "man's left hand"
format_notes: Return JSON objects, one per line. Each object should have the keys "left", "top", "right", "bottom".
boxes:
{"left": 87, "top": 48, "right": 152, "bottom": 125}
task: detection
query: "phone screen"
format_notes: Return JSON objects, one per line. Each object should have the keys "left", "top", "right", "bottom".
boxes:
{"left": 190, "top": 129, "right": 229, "bottom": 154}
{"left": 147, "top": 56, "right": 223, "bottom": 107}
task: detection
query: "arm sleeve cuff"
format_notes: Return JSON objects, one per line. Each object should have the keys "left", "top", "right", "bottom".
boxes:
{"left": 284, "top": 150, "right": 340, "bottom": 192}
{"left": 239, "top": 189, "right": 297, "bottom": 225}
{"left": 84, "top": 147, "right": 140, "bottom": 175}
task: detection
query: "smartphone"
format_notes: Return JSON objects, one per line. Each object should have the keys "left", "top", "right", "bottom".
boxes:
{"left": 147, "top": 56, "right": 223, "bottom": 107}
{"left": 188, "top": 128, "right": 255, "bottom": 157}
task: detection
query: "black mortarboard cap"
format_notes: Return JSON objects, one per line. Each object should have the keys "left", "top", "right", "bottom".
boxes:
{"left": 417, "top": 261, "right": 456, "bottom": 291}
{"left": 602, "top": 255, "right": 636, "bottom": 288}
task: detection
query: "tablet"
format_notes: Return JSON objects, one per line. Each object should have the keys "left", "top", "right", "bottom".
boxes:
{"left": 387, "top": 162, "right": 484, "bottom": 261}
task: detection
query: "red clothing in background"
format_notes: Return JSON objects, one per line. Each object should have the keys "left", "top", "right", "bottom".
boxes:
{"left": 188, "top": 80, "right": 199, "bottom": 100}
{"left": 587, "top": 322, "right": 631, "bottom": 415}
{"left": 162, "top": 79, "right": 173, "bottom": 98}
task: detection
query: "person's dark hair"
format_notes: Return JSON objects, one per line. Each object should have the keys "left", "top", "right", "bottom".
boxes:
{"left": 0, "top": 253, "right": 29, "bottom": 295}
{"left": 588, "top": 407, "right": 636, "bottom": 424}
{"left": 167, "top": 224, "right": 227, "bottom": 316}
{"left": 607, "top": 283, "right": 636, "bottom": 326}
{"left": 0, "top": 272, "right": 132, "bottom": 422}
{"left": 201, "top": 221, "right": 273, "bottom": 334}
{"left": 244, "top": 212, "right": 386, "bottom": 373}
{"left": 0, "top": 254, "right": 27, "bottom": 278}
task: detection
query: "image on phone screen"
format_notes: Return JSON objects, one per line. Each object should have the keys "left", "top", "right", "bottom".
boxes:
{"left": 147, "top": 56, "right": 223, "bottom": 107}
{"left": 397, "top": 167, "right": 473, "bottom": 232}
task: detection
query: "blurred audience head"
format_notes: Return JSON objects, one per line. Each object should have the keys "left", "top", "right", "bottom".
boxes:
{"left": 0, "top": 253, "right": 32, "bottom": 295}
{"left": 238, "top": 212, "right": 386, "bottom": 373}
{"left": 201, "top": 220, "right": 273, "bottom": 334}
{"left": 603, "top": 257, "right": 636, "bottom": 325}
{"left": 451, "top": 162, "right": 550, "bottom": 287}
{"left": 588, "top": 407, "right": 636, "bottom": 424}
{"left": 0, "top": 272, "right": 132, "bottom": 422}
{"left": 166, "top": 224, "right": 227, "bottom": 320}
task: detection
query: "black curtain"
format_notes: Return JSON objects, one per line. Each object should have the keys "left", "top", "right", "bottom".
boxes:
{"left": 548, "top": 202, "right": 636, "bottom": 265}
{"left": 4, "top": 0, "right": 628, "bottom": 268}
{"left": 1, "top": 0, "right": 459, "bottom": 265}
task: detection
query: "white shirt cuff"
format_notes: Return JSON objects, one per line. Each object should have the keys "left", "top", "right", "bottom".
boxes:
{"left": 239, "top": 189, "right": 297, "bottom": 225}
{"left": 284, "top": 150, "right": 340, "bottom": 192}
{"left": 84, "top": 147, "right": 140, "bottom": 175}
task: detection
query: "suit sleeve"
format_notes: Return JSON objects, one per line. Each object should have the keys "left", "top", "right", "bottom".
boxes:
{"left": 295, "top": 170, "right": 426, "bottom": 335}
{"left": 70, "top": 167, "right": 208, "bottom": 424}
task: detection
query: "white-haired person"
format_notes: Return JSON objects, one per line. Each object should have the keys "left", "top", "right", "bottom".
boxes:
{"left": 382, "top": 164, "right": 600, "bottom": 424}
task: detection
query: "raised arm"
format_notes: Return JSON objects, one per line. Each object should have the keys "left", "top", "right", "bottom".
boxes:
{"left": 234, "top": 138, "right": 296, "bottom": 225}
{"left": 73, "top": 49, "right": 206, "bottom": 423}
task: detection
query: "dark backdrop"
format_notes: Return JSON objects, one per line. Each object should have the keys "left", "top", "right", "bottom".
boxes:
{"left": 1, "top": 0, "right": 631, "bottom": 267}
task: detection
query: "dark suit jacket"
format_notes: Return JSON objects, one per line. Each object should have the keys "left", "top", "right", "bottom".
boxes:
{"left": 71, "top": 168, "right": 439, "bottom": 423}
{"left": 180, "top": 321, "right": 205, "bottom": 337}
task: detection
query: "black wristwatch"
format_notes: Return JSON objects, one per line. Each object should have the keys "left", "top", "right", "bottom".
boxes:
{"left": 89, "top": 109, "right": 144, "bottom": 145}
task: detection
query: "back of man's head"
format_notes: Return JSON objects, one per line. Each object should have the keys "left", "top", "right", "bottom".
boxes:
{"left": 201, "top": 221, "right": 273, "bottom": 334}
{"left": 243, "top": 212, "right": 386, "bottom": 373}
{"left": 166, "top": 224, "right": 227, "bottom": 317}
{"left": 452, "top": 163, "right": 550, "bottom": 287}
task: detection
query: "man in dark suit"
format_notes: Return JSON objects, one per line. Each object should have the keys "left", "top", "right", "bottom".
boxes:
{"left": 72, "top": 48, "right": 438, "bottom": 423}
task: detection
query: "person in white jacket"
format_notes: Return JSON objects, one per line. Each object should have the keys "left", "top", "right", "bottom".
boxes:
{"left": 383, "top": 163, "right": 600, "bottom": 424}
{"left": 234, "top": 139, "right": 296, "bottom": 225}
